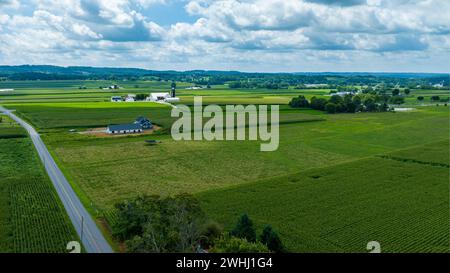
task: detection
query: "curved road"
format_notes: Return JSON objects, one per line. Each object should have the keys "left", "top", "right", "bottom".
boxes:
{"left": 1, "top": 106, "right": 113, "bottom": 253}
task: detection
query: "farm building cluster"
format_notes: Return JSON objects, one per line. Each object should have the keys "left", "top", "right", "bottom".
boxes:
{"left": 107, "top": 116, "right": 153, "bottom": 134}
{"left": 110, "top": 92, "right": 179, "bottom": 103}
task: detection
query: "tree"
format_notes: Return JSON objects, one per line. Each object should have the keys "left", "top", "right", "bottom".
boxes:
{"left": 336, "top": 103, "right": 346, "bottom": 113}
{"left": 113, "top": 194, "right": 209, "bottom": 253}
{"left": 364, "top": 97, "right": 377, "bottom": 111}
{"left": 352, "top": 95, "right": 362, "bottom": 106}
{"left": 329, "top": 95, "right": 343, "bottom": 104}
{"left": 210, "top": 235, "right": 269, "bottom": 253}
{"left": 392, "top": 89, "right": 400, "bottom": 96}
{"left": 289, "top": 95, "right": 309, "bottom": 108}
{"left": 260, "top": 225, "right": 284, "bottom": 253}
{"left": 431, "top": 95, "right": 440, "bottom": 101}
{"left": 230, "top": 214, "right": 256, "bottom": 242}
{"left": 135, "top": 94, "right": 148, "bottom": 101}
{"left": 310, "top": 97, "right": 328, "bottom": 111}
{"left": 325, "top": 102, "right": 337, "bottom": 114}
{"left": 378, "top": 103, "right": 389, "bottom": 112}
{"left": 199, "top": 221, "right": 223, "bottom": 249}
{"left": 417, "top": 96, "right": 424, "bottom": 102}
{"left": 404, "top": 88, "right": 411, "bottom": 95}
{"left": 390, "top": 96, "right": 405, "bottom": 105}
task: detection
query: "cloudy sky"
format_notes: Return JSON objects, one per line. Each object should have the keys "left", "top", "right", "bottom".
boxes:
{"left": 0, "top": 0, "right": 449, "bottom": 72}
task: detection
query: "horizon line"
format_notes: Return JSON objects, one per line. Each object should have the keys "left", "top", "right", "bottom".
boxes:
{"left": 0, "top": 64, "right": 449, "bottom": 75}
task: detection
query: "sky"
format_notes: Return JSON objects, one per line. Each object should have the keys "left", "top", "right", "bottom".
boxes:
{"left": 0, "top": 0, "right": 449, "bottom": 73}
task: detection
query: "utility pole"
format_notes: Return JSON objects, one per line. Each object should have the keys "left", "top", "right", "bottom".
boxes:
{"left": 80, "top": 216, "right": 84, "bottom": 242}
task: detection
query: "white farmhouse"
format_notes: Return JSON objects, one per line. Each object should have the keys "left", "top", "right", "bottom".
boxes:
{"left": 125, "top": 94, "right": 136, "bottom": 102}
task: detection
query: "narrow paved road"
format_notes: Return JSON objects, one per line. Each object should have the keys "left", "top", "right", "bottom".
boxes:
{"left": 1, "top": 106, "right": 113, "bottom": 253}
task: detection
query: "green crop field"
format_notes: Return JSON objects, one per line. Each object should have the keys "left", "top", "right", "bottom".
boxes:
{"left": 0, "top": 80, "right": 448, "bottom": 253}
{"left": 198, "top": 153, "right": 449, "bottom": 253}
{"left": 7, "top": 102, "right": 174, "bottom": 129}
{"left": 0, "top": 127, "right": 79, "bottom": 252}
{"left": 0, "top": 115, "right": 27, "bottom": 139}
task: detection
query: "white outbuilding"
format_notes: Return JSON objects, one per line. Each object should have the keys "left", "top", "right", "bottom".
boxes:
{"left": 147, "top": 92, "right": 171, "bottom": 101}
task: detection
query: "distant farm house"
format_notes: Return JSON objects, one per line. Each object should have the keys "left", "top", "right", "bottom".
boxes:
{"left": 104, "top": 84, "right": 120, "bottom": 90}
{"left": 135, "top": 116, "right": 153, "bottom": 129}
{"left": 111, "top": 96, "right": 122, "bottom": 102}
{"left": 107, "top": 116, "right": 153, "bottom": 134}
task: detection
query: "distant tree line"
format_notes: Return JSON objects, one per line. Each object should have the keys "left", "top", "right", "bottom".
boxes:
{"left": 289, "top": 93, "right": 397, "bottom": 114}
{"left": 1, "top": 66, "right": 448, "bottom": 89}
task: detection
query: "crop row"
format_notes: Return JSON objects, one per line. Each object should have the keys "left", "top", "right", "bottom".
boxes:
{"left": 9, "top": 179, "right": 78, "bottom": 252}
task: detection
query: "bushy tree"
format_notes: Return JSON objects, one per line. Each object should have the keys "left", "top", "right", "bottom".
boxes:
{"left": 378, "top": 103, "right": 389, "bottom": 112}
{"left": 431, "top": 95, "right": 440, "bottom": 101}
{"left": 417, "top": 96, "right": 424, "bottom": 102}
{"left": 210, "top": 235, "right": 269, "bottom": 253}
{"left": 199, "top": 221, "right": 223, "bottom": 249}
{"left": 230, "top": 214, "right": 256, "bottom": 242}
{"left": 260, "top": 225, "right": 284, "bottom": 253}
{"left": 329, "top": 95, "right": 343, "bottom": 104}
{"left": 289, "top": 95, "right": 309, "bottom": 108}
{"left": 343, "top": 94, "right": 356, "bottom": 113}
{"left": 390, "top": 96, "right": 405, "bottom": 105}
{"left": 310, "top": 97, "right": 328, "bottom": 111}
{"left": 135, "top": 94, "right": 148, "bottom": 101}
{"left": 325, "top": 102, "right": 337, "bottom": 113}
{"left": 404, "top": 88, "right": 411, "bottom": 95}
{"left": 113, "top": 194, "right": 211, "bottom": 253}
{"left": 392, "top": 89, "right": 400, "bottom": 96}
{"left": 364, "top": 97, "right": 377, "bottom": 111}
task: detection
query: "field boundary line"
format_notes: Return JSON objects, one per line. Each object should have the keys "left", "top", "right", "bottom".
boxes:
{"left": 377, "top": 155, "right": 450, "bottom": 168}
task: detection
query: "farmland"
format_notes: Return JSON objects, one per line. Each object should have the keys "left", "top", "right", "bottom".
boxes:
{"left": 0, "top": 120, "right": 78, "bottom": 252}
{"left": 0, "top": 115, "right": 26, "bottom": 139}
{"left": 0, "top": 79, "right": 448, "bottom": 253}
{"left": 198, "top": 142, "right": 449, "bottom": 253}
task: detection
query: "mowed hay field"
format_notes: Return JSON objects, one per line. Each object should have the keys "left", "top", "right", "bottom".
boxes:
{"left": 0, "top": 136, "right": 78, "bottom": 252}
{"left": 2, "top": 85, "right": 449, "bottom": 252}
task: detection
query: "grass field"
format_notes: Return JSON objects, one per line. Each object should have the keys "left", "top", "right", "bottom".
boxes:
{"left": 0, "top": 80, "right": 448, "bottom": 253}
{"left": 0, "top": 123, "right": 79, "bottom": 252}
